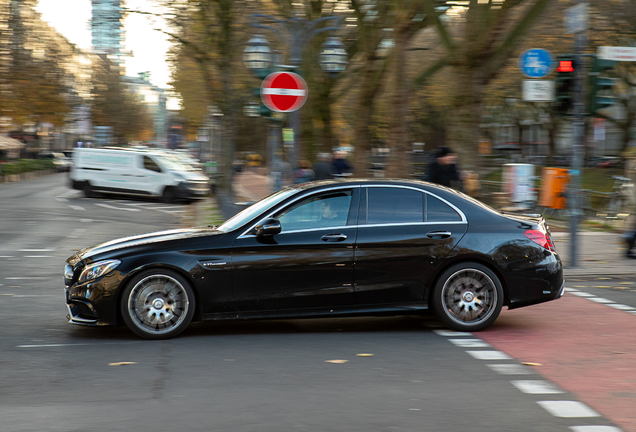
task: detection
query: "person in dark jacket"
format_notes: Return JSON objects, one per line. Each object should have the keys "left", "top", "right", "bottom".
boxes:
{"left": 331, "top": 151, "right": 352, "bottom": 176}
{"left": 425, "top": 146, "right": 462, "bottom": 189}
{"left": 313, "top": 153, "right": 334, "bottom": 180}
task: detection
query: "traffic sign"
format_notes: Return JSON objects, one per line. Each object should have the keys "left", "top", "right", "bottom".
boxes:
{"left": 261, "top": 72, "right": 308, "bottom": 113}
{"left": 522, "top": 80, "right": 555, "bottom": 102}
{"left": 564, "top": 3, "right": 588, "bottom": 34}
{"left": 518, "top": 49, "right": 556, "bottom": 78}
{"left": 598, "top": 46, "right": 636, "bottom": 62}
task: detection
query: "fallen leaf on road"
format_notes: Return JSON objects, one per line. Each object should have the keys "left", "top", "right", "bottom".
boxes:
{"left": 357, "top": 353, "right": 374, "bottom": 357}
{"left": 521, "top": 362, "right": 542, "bottom": 366}
{"left": 614, "top": 352, "right": 626, "bottom": 355}
{"left": 108, "top": 362, "right": 137, "bottom": 366}
{"left": 325, "top": 360, "right": 348, "bottom": 364}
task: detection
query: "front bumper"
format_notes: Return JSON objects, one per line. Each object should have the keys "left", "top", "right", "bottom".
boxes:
{"left": 64, "top": 272, "right": 122, "bottom": 327}
{"left": 178, "top": 182, "right": 209, "bottom": 199}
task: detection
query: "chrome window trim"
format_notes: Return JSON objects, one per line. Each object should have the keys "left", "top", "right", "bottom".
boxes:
{"left": 237, "top": 183, "right": 467, "bottom": 239}
{"left": 361, "top": 184, "right": 467, "bottom": 223}
{"left": 238, "top": 185, "right": 361, "bottom": 239}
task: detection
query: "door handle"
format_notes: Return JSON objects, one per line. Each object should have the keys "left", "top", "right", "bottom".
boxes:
{"left": 426, "top": 231, "right": 452, "bottom": 239}
{"left": 321, "top": 234, "right": 347, "bottom": 242}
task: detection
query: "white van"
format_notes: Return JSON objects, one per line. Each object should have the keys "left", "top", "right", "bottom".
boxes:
{"left": 70, "top": 148, "right": 209, "bottom": 202}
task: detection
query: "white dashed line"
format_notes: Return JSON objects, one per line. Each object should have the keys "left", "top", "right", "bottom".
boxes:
{"left": 487, "top": 364, "right": 534, "bottom": 375}
{"left": 607, "top": 304, "right": 634, "bottom": 311}
{"left": 569, "top": 426, "right": 623, "bottom": 432}
{"left": 537, "top": 401, "right": 600, "bottom": 418}
{"left": 95, "top": 203, "right": 141, "bottom": 212}
{"left": 5, "top": 277, "right": 49, "bottom": 280}
{"left": 433, "top": 330, "right": 473, "bottom": 337}
{"left": 69, "top": 205, "right": 85, "bottom": 211}
{"left": 588, "top": 298, "right": 614, "bottom": 304}
{"left": 569, "top": 291, "right": 595, "bottom": 297}
{"left": 448, "top": 339, "right": 491, "bottom": 348}
{"left": 564, "top": 288, "right": 579, "bottom": 292}
{"left": 511, "top": 380, "right": 564, "bottom": 394}
{"left": 466, "top": 350, "right": 512, "bottom": 360}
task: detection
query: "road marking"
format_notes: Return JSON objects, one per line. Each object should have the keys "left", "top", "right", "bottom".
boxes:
{"left": 487, "top": 364, "right": 534, "bottom": 375}
{"left": 95, "top": 203, "right": 141, "bottom": 212}
{"left": 433, "top": 330, "right": 472, "bottom": 337}
{"left": 448, "top": 339, "right": 491, "bottom": 348}
{"left": 537, "top": 401, "right": 600, "bottom": 418}
{"left": 607, "top": 304, "right": 634, "bottom": 311}
{"left": 69, "top": 205, "right": 85, "bottom": 211}
{"left": 466, "top": 350, "right": 512, "bottom": 360}
{"left": 17, "top": 342, "right": 140, "bottom": 348}
{"left": 570, "top": 292, "right": 595, "bottom": 297}
{"left": 564, "top": 288, "right": 580, "bottom": 292}
{"left": 57, "top": 189, "right": 79, "bottom": 198}
{"left": 18, "top": 249, "right": 54, "bottom": 252}
{"left": 511, "top": 380, "right": 564, "bottom": 394}
{"left": 588, "top": 298, "right": 614, "bottom": 304}
{"left": 0, "top": 256, "right": 14, "bottom": 258}
{"left": 55, "top": 197, "right": 68, "bottom": 202}
{"left": 5, "top": 277, "right": 49, "bottom": 280}
{"left": 23, "top": 256, "right": 54, "bottom": 258}
{"left": 569, "top": 426, "right": 623, "bottom": 432}
{"left": 81, "top": 218, "right": 93, "bottom": 223}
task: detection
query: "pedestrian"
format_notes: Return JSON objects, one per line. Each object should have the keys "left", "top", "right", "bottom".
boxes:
{"left": 425, "top": 146, "right": 462, "bottom": 190}
{"left": 331, "top": 151, "right": 352, "bottom": 177}
{"left": 313, "top": 152, "right": 334, "bottom": 180}
{"left": 293, "top": 160, "right": 315, "bottom": 184}
{"left": 625, "top": 223, "right": 636, "bottom": 259}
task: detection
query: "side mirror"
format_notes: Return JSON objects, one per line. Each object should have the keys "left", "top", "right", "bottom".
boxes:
{"left": 254, "top": 218, "right": 281, "bottom": 237}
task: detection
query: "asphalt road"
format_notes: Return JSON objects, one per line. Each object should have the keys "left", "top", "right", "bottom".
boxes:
{"left": 0, "top": 173, "right": 627, "bottom": 432}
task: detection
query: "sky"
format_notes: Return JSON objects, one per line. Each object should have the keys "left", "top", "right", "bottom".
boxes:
{"left": 36, "top": 0, "right": 174, "bottom": 94}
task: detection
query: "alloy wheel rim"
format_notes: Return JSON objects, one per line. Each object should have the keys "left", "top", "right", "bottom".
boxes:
{"left": 441, "top": 269, "right": 497, "bottom": 327}
{"left": 128, "top": 275, "right": 189, "bottom": 334}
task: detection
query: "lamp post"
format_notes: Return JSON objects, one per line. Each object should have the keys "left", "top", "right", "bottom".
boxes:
{"left": 243, "top": 15, "right": 347, "bottom": 190}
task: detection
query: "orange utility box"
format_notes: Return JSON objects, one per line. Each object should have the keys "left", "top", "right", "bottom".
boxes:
{"left": 539, "top": 167, "right": 570, "bottom": 209}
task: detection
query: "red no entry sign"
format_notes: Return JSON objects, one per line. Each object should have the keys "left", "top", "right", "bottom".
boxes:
{"left": 261, "top": 72, "right": 308, "bottom": 113}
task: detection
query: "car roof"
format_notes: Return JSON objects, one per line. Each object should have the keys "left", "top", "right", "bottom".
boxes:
{"left": 289, "top": 178, "right": 454, "bottom": 194}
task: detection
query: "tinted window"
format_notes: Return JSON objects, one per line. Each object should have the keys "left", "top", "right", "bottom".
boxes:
{"left": 276, "top": 192, "right": 352, "bottom": 232}
{"left": 362, "top": 187, "right": 423, "bottom": 225}
{"left": 143, "top": 156, "right": 161, "bottom": 172}
{"left": 426, "top": 195, "right": 461, "bottom": 222}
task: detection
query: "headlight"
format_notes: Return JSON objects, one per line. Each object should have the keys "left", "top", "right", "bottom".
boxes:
{"left": 78, "top": 259, "right": 121, "bottom": 283}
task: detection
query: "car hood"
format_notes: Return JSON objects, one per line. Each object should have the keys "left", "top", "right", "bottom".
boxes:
{"left": 71, "top": 227, "right": 223, "bottom": 263}
{"left": 178, "top": 171, "right": 208, "bottom": 181}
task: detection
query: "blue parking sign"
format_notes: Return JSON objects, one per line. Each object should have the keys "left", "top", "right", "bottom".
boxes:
{"left": 518, "top": 49, "right": 556, "bottom": 78}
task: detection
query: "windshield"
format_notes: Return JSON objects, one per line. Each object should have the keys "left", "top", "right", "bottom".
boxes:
{"left": 154, "top": 154, "right": 189, "bottom": 171}
{"left": 217, "top": 188, "right": 299, "bottom": 232}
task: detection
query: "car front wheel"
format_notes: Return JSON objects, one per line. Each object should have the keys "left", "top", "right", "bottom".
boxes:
{"left": 121, "top": 270, "right": 195, "bottom": 340}
{"left": 432, "top": 263, "right": 503, "bottom": 332}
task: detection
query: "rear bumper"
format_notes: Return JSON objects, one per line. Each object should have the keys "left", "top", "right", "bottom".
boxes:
{"left": 504, "top": 251, "right": 565, "bottom": 310}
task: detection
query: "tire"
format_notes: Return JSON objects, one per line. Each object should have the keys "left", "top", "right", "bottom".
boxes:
{"left": 162, "top": 186, "right": 179, "bottom": 203}
{"left": 83, "top": 182, "right": 96, "bottom": 198}
{"left": 121, "top": 269, "right": 195, "bottom": 340}
{"left": 431, "top": 262, "right": 503, "bottom": 332}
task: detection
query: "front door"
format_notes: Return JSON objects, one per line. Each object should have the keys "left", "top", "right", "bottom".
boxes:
{"left": 231, "top": 188, "right": 359, "bottom": 311}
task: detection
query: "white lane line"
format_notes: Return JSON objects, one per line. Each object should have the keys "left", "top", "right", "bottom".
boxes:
{"left": 95, "top": 203, "right": 141, "bottom": 212}
{"left": 570, "top": 292, "right": 595, "bottom": 297}
{"left": 588, "top": 298, "right": 614, "bottom": 304}
{"left": 67, "top": 228, "right": 86, "bottom": 239}
{"left": 466, "top": 350, "right": 512, "bottom": 360}
{"left": 511, "top": 380, "right": 564, "bottom": 394}
{"left": 4, "top": 295, "right": 55, "bottom": 297}
{"left": 23, "top": 256, "right": 54, "bottom": 258}
{"left": 570, "top": 426, "right": 623, "bottom": 432}
{"left": 69, "top": 205, "right": 85, "bottom": 211}
{"left": 55, "top": 197, "right": 68, "bottom": 202}
{"left": 17, "top": 342, "right": 140, "bottom": 348}
{"left": 448, "top": 339, "right": 491, "bottom": 348}
{"left": 564, "top": 288, "right": 580, "bottom": 292}
{"left": 57, "top": 189, "right": 79, "bottom": 198}
{"left": 5, "top": 277, "right": 49, "bottom": 280}
{"left": 18, "top": 249, "right": 54, "bottom": 252}
{"left": 81, "top": 218, "right": 93, "bottom": 223}
{"left": 607, "top": 304, "right": 634, "bottom": 311}
{"left": 537, "top": 401, "right": 600, "bottom": 418}
{"left": 487, "top": 364, "right": 535, "bottom": 375}
{"left": 0, "top": 256, "right": 15, "bottom": 258}
{"left": 151, "top": 205, "right": 182, "bottom": 210}
{"left": 433, "top": 330, "right": 473, "bottom": 337}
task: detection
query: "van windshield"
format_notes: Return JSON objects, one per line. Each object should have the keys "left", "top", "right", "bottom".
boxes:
{"left": 154, "top": 154, "right": 189, "bottom": 171}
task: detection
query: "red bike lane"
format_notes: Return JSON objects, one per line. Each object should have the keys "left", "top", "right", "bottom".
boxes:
{"left": 478, "top": 294, "right": 636, "bottom": 432}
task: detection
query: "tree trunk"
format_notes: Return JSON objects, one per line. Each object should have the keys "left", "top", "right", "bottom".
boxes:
{"left": 384, "top": 28, "right": 412, "bottom": 179}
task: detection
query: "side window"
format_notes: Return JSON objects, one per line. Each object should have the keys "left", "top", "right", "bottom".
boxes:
{"left": 362, "top": 187, "right": 423, "bottom": 225}
{"left": 143, "top": 156, "right": 161, "bottom": 173}
{"left": 426, "top": 194, "right": 461, "bottom": 222}
{"left": 276, "top": 191, "right": 352, "bottom": 232}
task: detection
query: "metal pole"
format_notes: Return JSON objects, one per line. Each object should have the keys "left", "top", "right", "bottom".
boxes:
{"left": 569, "top": 5, "right": 587, "bottom": 268}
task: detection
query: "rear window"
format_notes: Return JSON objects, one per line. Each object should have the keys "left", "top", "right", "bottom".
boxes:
{"left": 426, "top": 195, "right": 461, "bottom": 222}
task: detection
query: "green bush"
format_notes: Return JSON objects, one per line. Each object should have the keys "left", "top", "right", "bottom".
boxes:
{"left": 0, "top": 159, "right": 54, "bottom": 175}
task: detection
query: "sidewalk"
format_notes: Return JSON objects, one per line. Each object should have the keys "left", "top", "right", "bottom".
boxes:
{"left": 197, "top": 171, "right": 634, "bottom": 278}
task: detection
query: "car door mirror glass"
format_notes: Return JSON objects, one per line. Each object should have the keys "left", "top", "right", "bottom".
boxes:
{"left": 255, "top": 218, "right": 281, "bottom": 237}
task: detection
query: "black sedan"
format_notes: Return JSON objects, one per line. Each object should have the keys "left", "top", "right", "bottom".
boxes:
{"left": 64, "top": 179, "right": 564, "bottom": 339}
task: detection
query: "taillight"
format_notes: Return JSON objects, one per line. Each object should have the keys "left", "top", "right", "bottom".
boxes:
{"left": 524, "top": 229, "right": 556, "bottom": 252}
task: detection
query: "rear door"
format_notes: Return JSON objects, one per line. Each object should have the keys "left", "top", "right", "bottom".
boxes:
{"left": 353, "top": 186, "right": 467, "bottom": 305}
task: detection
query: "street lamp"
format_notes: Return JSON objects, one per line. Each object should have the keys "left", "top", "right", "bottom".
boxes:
{"left": 320, "top": 37, "right": 348, "bottom": 74}
{"left": 243, "top": 35, "right": 272, "bottom": 74}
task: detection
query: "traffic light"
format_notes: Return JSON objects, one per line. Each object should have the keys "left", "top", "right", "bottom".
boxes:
{"left": 554, "top": 56, "right": 576, "bottom": 115}
{"left": 590, "top": 56, "right": 617, "bottom": 114}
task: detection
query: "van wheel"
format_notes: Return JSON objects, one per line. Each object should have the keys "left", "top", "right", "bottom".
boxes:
{"left": 83, "top": 182, "right": 96, "bottom": 198}
{"left": 162, "top": 187, "right": 179, "bottom": 203}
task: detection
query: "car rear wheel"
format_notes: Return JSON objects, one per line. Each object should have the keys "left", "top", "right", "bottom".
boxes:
{"left": 121, "top": 270, "right": 195, "bottom": 340}
{"left": 432, "top": 263, "right": 503, "bottom": 332}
